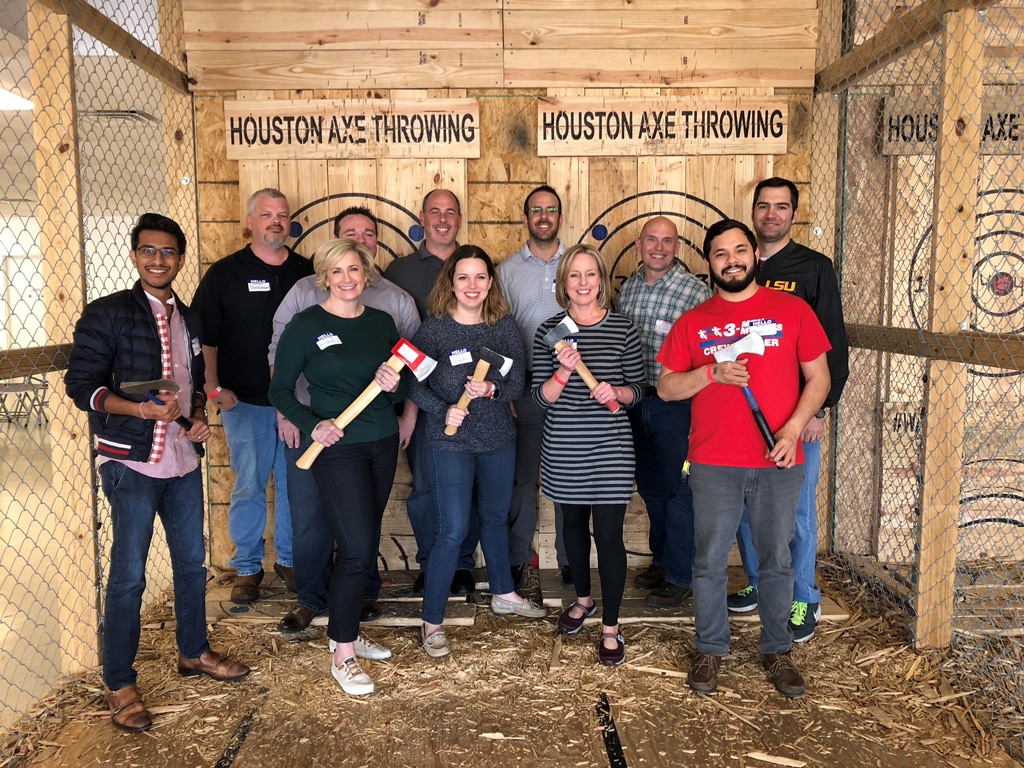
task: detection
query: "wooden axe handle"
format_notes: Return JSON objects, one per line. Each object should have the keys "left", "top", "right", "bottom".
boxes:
{"left": 553, "top": 341, "right": 619, "bottom": 413}
{"left": 444, "top": 359, "right": 492, "bottom": 436}
{"left": 296, "top": 354, "right": 407, "bottom": 470}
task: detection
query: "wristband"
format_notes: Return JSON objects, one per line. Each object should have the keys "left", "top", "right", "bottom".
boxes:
{"left": 209, "top": 386, "right": 223, "bottom": 399}
{"left": 138, "top": 401, "right": 146, "bottom": 419}
{"left": 553, "top": 372, "right": 568, "bottom": 386}
{"left": 706, "top": 365, "right": 715, "bottom": 383}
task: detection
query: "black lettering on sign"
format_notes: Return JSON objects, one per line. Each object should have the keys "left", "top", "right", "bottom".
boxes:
{"left": 887, "top": 113, "right": 939, "bottom": 143}
{"left": 983, "top": 113, "right": 1023, "bottom": 142}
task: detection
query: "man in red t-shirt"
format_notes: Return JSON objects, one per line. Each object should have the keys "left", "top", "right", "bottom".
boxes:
{"left": 656, "top": 219, "right": 830, "bottom": 698}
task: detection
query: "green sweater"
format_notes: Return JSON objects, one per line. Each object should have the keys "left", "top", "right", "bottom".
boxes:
{"left": 269, "top": 305, "right": 407, "bottom": 443}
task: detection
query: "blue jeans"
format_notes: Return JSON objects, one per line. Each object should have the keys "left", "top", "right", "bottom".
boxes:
{"left": 422, "top": 444, "right": 516, "bottom": 625}
{"left": 627, "top": 394, "right": 695, "bottom": 588}
{"left": 312, "top": 435, "right": 398, "bottom": 644}
{"left": 735, "top": 439, "right": 822, "bottom": 604}
{"left": 100, "top": 462, "right": 209, "bottom": 691}
{"left": 407, "top": 417, "right": 478, "bottom": 572}
{"left": 286, "top": 435, "right": 382, "bottom": 612}
{"left": 689, "top": 463, "right": 803, "bottom": 656}
{"left": 221, "top": 401, "right": 292, "bottom": 575}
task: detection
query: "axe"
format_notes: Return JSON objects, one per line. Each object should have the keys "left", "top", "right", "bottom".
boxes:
{"left": 444, "top": 346, "right": 514, "bottom": 436}
{"left": 540, "top": 316, "right": 619, "bottom": 413}
{"left": 121, "top": 378, "right": 193, "bottom": 430}
{"left": 712, "top": 332, "right": 775, "bottom": 451}
{"left": 296, "top": 338, "right": 437, "bottom": 470}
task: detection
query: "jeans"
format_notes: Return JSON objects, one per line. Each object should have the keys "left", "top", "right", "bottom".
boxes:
{"left": 221, "top": 401, "right": 292, "bottom": 575}
{"left": 286, "top": 435, "right": 382, "bottom": 613}
{"left": 735, "top": 439, "right": 822, "bottom": 604}
{"left": 561, "top": 503, "right": 627, "bottom": 627}
{"left": 509, "top": 392, "right": 567, "bottom": 568}
{"left": 627, "top": 395, "right": 695, "bottom": 588}
{"left": 689, "top": 463, "right": 803, "bottom": 656}
{"left": 406, "top": 417, "right": 478, "bottom": 572}
{"left": 312, "top": 435, "right": 398, "bottom": 645}
{"left": 100, "top": 462, "right": 209, "bottom": 691}
{"left": 422, "top": 444, "right": 516, "bottom": 625}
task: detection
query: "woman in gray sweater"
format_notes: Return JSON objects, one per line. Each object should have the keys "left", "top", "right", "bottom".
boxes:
{"left": 410, "top": 245, "right": 547, "bottom": 659}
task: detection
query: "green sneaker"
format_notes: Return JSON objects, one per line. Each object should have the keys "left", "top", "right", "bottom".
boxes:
{"left": 726, "top": 585, "right": 758, "bottom": 613}
{"left": 789, "top": 601, "right": 820, "bottom": 643}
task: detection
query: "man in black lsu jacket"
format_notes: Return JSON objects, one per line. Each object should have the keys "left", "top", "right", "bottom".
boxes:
{"left": 66, "top": 213, "right": 249, "bottom": 733}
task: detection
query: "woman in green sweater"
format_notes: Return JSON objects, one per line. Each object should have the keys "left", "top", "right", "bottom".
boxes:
{"left": 269, "top": 239, "right": 407, "bottom": 697}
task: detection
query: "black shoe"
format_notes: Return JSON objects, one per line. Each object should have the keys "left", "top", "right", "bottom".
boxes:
{"left": 560, "top": 565, "right": 574, "bottom": 590}
{"left": 413, "top": 571, "right": 426, "bottom": 596}
{"left": 511, "top": 564, "right": 525, "bottom": 591}
{"left": 633, "top": 564, "right": 665, "bottom": 590}
{"left": 450, "top": 569, "right": 475, "bottom": 596}
{"left": 360, "top": 600, "right": 380, "bottom": 622}
{"left": 645, "top": 582, "right": 693, "bottom": 609}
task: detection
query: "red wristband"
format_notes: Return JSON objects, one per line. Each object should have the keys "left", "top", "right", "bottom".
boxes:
{"left": 706, "top": 365, "right": 715, "bottom": 383}
{"left": 553, "top": 372, "right": 568, "bottom": 386}
{"left": 209, "top": 386, "right": 222, "bottom": 398}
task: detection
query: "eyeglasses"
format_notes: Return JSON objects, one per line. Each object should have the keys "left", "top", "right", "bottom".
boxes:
{"left": 529, "top": 206, "right": 560, "bottom": 215}
{"left": 135, "top": 246, "right": 180, "bottom": 258}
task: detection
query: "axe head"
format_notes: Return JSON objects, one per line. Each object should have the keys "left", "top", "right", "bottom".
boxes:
{"left": 540, "top": 315, "right": 580, "bottom": 349}
{"left": 713, "top": 332, "right": 765, "bottom": 364}
{"left": 121, "top": 378, "right": 180, "bottom": 395}
{"left": 479, "top": 346, "right": 514, "bottom": 377}
{"left": 392, "top": 338, "right": 438, "bottom": 382}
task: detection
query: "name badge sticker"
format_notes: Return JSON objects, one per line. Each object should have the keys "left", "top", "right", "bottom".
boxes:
{"left": 655, "top": 319, "right": 673, "bottom": 334}
{"left": 191, "top": 336, "right": 202, "bottom": 356}
{"left": 248, "top": 279, "right": 271, "bottom": 292}
{"left": 315, "top": 333, "right": 342, "bottom": 350}
{"left": 565, "top": 337, "right": 579, "bottom": 350}
{"left": 449, "top": 348, "right": 473, "bottom": 366}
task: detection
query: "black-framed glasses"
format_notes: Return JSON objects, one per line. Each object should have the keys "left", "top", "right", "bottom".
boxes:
{"left": 135, "top": 246, "right": 180, "bottom": 258}
{"left": 528, "top": 206, "right": 560, "bottom": 215}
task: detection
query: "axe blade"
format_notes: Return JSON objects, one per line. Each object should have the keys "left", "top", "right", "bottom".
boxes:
{"left": 712, "top": 332, "right": 765, "bottom": 364}
{"left": 540, "top": 315, "right": 580, "bottom": 349}
{"left": 479, "top": 346, "right": 513, "bottom": 377}
{"left": 121, "top": 378, "right": 180, "bottom": 395}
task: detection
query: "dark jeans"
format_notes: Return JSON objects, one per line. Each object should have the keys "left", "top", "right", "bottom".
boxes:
{"left": 422, "top": 444, "right": 516, "bottom": 625}
{"left": 561, "top": 503, "right": 627, "bottom": 627}
{"left": 100, "top": 462, "right": 209, "bottom": 691}
{"left": 627, "top": 394, "right": 695, "bottom": 587}
{"left": 406, "top": 418, "right": 478, "bottom": 571}
{"left": 689, "top": 463, "right": 803, "bottom": 656}
{"left": 286, "top": 435, "right": 381, "bottom": 613}
{"left": 311, "top": 434, "right": 398, "bottom": 645}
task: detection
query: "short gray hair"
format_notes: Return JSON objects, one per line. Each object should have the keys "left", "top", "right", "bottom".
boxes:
{"left": 247, "top": 188, "right": 288, "bottom": 217}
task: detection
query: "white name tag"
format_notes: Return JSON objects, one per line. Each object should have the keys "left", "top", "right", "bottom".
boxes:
{"left": 565, "top": 337, "right": 579, "bottom": 349}
{"left": 655, "top": 319, "right": 673, "bottom": 334}
{"left": 315, "top": 333, "right": 342, "bottom": 350}
{"left": 191, "top": 336, "right": 202, "bottom": 356}
{"left": 248, "top": 279, "right": 271, "bottom": 292}
{"left": 449, "top": 348, "right": 473, "bottom": 366}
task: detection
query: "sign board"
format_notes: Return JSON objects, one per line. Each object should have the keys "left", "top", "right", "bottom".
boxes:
{"left": 537, "top": 97, "right": 788, "bottom": 156}
{"left": 224, "top": 99, "right": 480, "bottom": 160}
{"left": 881, "top": 94, "right": 1023, "bottom": 155}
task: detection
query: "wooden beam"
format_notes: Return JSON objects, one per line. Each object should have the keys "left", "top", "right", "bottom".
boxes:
{"left": 0, "top": 344, "right": 73, "bottom": 379}
{"left": 846, "top": 324, "right": 1024, "bottom": 370}
{"left": 814, "top": 0, "right": 1000, "bottom": 94}
{"left": 34, "top": 0, "right": 188, "bottom": 94}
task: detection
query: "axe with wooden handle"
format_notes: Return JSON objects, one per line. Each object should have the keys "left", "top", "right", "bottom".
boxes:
{"left": 444, "top": 346, "right": 514, "bottom": 436}
{"left": 540, "top": 315, "right": 619, "bottom": 413}
{"left": 712, "top": 332, "right": 775, "bottom": 451}
{"left": 120, "top": 378, "right": 194, "bottom": 430}
{"left": 296, "top": 338, "right": 437, "bottom": 470}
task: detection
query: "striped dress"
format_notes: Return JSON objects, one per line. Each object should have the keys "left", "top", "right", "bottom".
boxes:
{"left": 532, "top": 311, "right": 646, "bottom": 505}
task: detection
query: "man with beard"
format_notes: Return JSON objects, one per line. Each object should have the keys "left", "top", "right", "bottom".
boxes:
{"left": 657, "top": 219, "right": 830, "bottom": 698}
{"left": 497, "top": 184, "right": 572, "bottom": 598}
{"left": 617, "top": 217, "right": 711, "bottom": 608}
{"left": 194, "top": 189, "right": 313, "bottom": 603}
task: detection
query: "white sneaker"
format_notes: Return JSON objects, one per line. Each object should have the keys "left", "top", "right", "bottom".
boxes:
{"left": 421, "top": 627, "right": 451, "bottom": 659}
{"left": 332, "top": 657, "right": 373, "bottom": 696}
{"left": 328, "top": 635, "right": 393, "bottom": 660}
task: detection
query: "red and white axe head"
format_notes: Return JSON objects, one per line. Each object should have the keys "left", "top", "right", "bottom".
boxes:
{"left": 713, "top": 331, "right": 765, "bottom": 364}
{"left": 392, "top": 338, "right": 438, "bottom": 382}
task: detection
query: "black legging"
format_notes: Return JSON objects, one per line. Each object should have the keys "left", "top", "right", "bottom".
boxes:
{"left": 560, "top": 503, "right": 627, "bottom": 628}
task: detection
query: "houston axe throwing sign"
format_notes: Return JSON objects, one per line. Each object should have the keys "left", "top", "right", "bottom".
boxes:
{"left": 224, "top": 99, "right": 480, "bottom": 160}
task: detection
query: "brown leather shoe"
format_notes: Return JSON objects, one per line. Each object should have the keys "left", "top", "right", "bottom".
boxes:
{"left": 687, "top": 653, "right": 722, "bottom": 694}
{"left": 360, "top": 601, "right": 381, "bottom": 622}
{"left": 106, "top": 684, "right": 152, "bottom": 733}
{"left": 230, "top": 568, "right": 264, "bottom": 604}
{"left": 178, "top": 650, "right": 250, "bottom": 682}
{"left": 279, "top": 604, "right": 319, "bottom": 633}
{"left": 763, "top": 652, "right": 806, "bottom": 697}
{"left": 274, "top": 563, "right": 297, "bottom": 592}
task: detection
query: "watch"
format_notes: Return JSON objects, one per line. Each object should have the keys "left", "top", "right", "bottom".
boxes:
{"left": 814, "top": 408, "right": 826, "bottom": 419}
{"left": 489, "top": 383, "right": 500, "bottom": 399}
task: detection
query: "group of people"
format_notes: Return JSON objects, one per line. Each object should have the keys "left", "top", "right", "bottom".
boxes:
{"left": 65, "top": 176, "right": 847, "bottom": 724}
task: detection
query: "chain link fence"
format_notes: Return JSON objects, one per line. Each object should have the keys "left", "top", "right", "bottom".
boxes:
{"left": 1, "top": 0, "right": 196, "bottom": 761}
{"left": 815, "top": 0, "right": 1024, "bottom": 757}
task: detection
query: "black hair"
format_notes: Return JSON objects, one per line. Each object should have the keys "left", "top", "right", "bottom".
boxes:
{"left": 702, "top": 219, "right": 757, "bottom": 260}
{"left": 753, "top": 177, "right": 799, "bottom": 210}
{"left": 523, "top": 184, "right": 562, "bottom": 217}
{"left": 333, "top": 206, "right": 378, "bottom": 238}
{"left": 131, "top": 213, "right": 185, "bottom": 254}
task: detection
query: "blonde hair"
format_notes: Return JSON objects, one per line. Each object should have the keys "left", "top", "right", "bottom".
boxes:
{"left": 555, "top": 244, "right": 611, "bottom": 310}
{"left": 313, "top": 239, "right": 375, "bottom": 292}
{"left": 426, "top": 245, "right": 510, "bottom": 327}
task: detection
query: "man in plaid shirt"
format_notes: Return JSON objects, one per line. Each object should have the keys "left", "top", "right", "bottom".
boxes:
{"left": 616, "top": 216, "right": 712, "bottom": 607}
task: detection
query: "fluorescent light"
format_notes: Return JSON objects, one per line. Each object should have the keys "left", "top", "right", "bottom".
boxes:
{"left": 0, "top": 88, "right": 33, "bottom": 111}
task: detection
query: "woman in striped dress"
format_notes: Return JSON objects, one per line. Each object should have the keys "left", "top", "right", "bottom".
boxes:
{"left": 532, "top": 244, "right": 645, "bottom": 666}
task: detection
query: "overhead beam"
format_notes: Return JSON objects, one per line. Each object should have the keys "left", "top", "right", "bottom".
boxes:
{"left": 846, "top": 324, "right": 1024, "bottom": 371}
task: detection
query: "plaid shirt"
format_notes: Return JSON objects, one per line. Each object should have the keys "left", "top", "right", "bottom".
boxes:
{"left": 616, "top": 262, "right": 712, "bottom": 387}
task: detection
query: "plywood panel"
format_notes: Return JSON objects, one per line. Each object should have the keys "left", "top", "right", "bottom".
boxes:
{"left": 186, "top": 0, "right": 501, "bottom": 9}
{"left": 505, "top": 0, "right": 816, "bottom": 9}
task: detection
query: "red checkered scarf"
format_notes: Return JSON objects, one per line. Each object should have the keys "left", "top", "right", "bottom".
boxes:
{"left": 144, "top": 313, "right": 173, "bottom": 463}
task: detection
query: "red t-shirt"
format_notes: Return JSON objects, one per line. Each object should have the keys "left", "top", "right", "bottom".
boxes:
{"left": 657, "top": 287, "right": 831, "bottom": 468}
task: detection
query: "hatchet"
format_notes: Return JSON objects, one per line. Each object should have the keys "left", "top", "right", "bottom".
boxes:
{"left": 712, "top": 332, "right": 775, "bottom": 450}
{"left": 540, "top": 316, "right": 619, "bottom": 413}
{"left": 296, "top": 338, "right": 438, "bottom": 470}
{"left": 121, "top": 378, "right": 193, "bottom": 430}
{"left": 444, "top": 346, "right": 514, "bottom": 436}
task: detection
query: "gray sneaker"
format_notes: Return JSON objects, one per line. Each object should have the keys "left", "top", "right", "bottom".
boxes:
{"left": 491, "top": 594, "right": 547, "bottom": 618}
{"left": 421, "top": 627, "right": 451, "bottom": 659}
{"left": 328, "top": 634, "right": 393, "bottom": 660}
